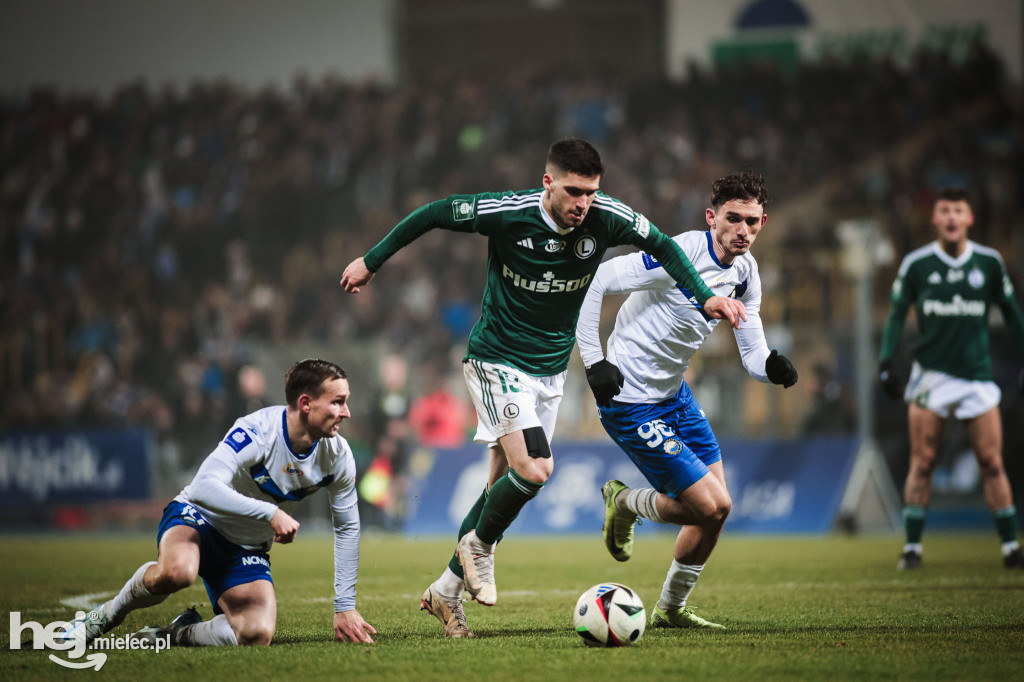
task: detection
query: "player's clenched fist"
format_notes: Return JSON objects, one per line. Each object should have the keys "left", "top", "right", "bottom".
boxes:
{"left": 271, "top": 508, "right": 300, "bottom": 544}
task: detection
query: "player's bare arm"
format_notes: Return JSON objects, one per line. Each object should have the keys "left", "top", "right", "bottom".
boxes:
{"left": 704, "top": 295, "right": 747, "bottom": 329}
{"left": 333, "top": 609, "right": 377, "bottom": 644}
{"left": 341, "top": 257, "right": 374, "bottom": 293}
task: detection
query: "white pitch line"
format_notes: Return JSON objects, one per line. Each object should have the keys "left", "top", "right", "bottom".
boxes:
{"left": 288, "top": 588, "right": 580, "bottom": 604}
{"left": 59, "top": 591, "right": 118, "bottom": 610}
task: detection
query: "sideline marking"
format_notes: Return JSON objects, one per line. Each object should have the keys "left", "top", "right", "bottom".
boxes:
{"left": 59, "top": 591, "right": 117, "bottom": 611}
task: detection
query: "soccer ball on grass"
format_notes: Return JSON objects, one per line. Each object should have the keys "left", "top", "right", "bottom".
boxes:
{"left": 573, "top": 582, "right": 646, "bottom": 647}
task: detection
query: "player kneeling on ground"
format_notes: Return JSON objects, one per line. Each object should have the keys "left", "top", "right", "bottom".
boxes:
{"left": 577, "top": 171, "right": 797, "bottom": 630}
{"left": 61, "top": 359, "right": 376, "bottom": 647}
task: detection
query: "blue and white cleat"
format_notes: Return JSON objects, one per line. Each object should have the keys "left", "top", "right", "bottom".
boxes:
{"left": 60, "top": 603, "right": 119, "bottom": 646}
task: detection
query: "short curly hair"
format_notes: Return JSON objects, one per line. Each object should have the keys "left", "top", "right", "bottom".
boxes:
{"left": 711, "top": 171, "right": 768, "bottom": 209}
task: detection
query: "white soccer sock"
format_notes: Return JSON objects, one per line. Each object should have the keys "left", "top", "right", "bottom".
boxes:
{"left": 103, "top": 561, "right": 168, "bottom": 623}
{"left": 657, "top": 560, "right": 704, "bottom": 611}
{"left": 433, "top": 566, "right": 465, "bottom": 599}
{"left": 903, "top": 543, "right": 922, "bottom": 554}
{"left": 182, "top": 614, "right": 238, "bottom": 646}
{"left": 1001, "top": 541, "right": 1020, "bottom": 555}
{"left": 620, "top": 488, "right": 666, "bottom": 524}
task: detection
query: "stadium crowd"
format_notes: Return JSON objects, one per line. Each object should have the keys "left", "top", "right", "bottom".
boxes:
{"left": 1, "top": 43, "right": 1020, "bottom": 507}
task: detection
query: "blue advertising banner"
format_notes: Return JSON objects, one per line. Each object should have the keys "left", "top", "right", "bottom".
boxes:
{"left": 403, "top": 436, "right": 859, "bottom": 535}
{"left": 0, "top": 429, "right": 152, "bottom": 506}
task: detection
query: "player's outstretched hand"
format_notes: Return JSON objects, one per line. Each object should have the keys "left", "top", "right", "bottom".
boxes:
{"left": 341, "top": 257, "right": 374, "bottom": 294}
{"left": 879, "top": 359, "right": 903, "bottom": 399}
{"left": 270, "top": 508, "right": 300, "bottom": 544}
{"left": 765, "top": 350, "right": 798, "bottom": 388}
{"left": 585, "top": 359, "right": 624, "bottom": 408}
{"left": 704, "top": 296, "right": 747, "bottom": 329}
{"left": 334, "top": 609, "right": 376, "bottom": 644}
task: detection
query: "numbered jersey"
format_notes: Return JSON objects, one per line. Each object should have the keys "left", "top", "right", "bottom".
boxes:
{"left": 176, "top": 406, "right": 358, "bottom": 550}
{"left": 880, "top": 240, "right": 1024, "bottom": 381}
{"left": 364, "top": 190, "right": 712, "bottom": 376}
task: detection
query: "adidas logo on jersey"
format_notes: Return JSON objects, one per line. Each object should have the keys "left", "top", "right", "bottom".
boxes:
{"left": 927, "top": 271, "right": 942, "bottom": 284}
{"left": 517, "top": 238, "right": 534, "bottom": 249}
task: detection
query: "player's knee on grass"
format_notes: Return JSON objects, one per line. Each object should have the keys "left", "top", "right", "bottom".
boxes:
{"left": 233, "top": 618, "right": 274, "bottom": 646}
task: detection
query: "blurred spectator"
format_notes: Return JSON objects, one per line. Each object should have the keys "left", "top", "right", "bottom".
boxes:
{"left": 359, "top": 354, "right": 412, "bottom": 529}
{"left": 0, "top": 41, "right": 1019, "bottom": 463}
{"left": 800, "top": 362, "right": 856, "bottom": 435}
{"left": 407, "top": 365, "right": 472, "bottom": 449}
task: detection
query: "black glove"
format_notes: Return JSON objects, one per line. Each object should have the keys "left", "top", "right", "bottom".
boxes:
{"left": 585, "top": 359, "right": 624, "bottom": 407}
{"left": 879, "top": 359, "right": 903, "bottom": 399}
{"left": 765, "top": 349, "right": 798, "bottom": 388}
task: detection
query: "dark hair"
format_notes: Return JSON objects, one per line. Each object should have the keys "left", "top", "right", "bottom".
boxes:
{"left": 711, "top": 171, "right": 768, "bottom": 209}
{"left": 546, "top": 138, "right": 604, "bottom": 177}
{"left": 935, "top": 187, "right": 971, "bottom": 208}
{"left": 284, "top": 359, "right": 347, "bottom": 407}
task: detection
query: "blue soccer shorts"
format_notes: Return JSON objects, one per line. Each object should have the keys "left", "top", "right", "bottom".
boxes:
{"left": 157, "top": 501, "right": 274, "bottom": 614}
{"left": 598, "top": 382, "right": 721, "bottom": 499}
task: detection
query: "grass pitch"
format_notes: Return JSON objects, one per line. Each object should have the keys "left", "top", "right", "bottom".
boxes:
{"left": 2, "top": 532, "right": 1023, "bottom": 681}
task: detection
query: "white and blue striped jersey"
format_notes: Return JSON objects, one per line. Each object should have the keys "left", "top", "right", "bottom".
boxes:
{"left": 577, "top": 229, "right": 771, "bottom": 404}
{"left": 176, "top": 406, "right": 360, "bottom": 611}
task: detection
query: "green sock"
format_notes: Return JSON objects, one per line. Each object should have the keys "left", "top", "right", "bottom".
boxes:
{"left": 904, "top": 505, "right": 927, "bottom": 544}
{"left": 993, "top": 506, "right": 1018, "bottom": 544}
{"left": 448, "top": 487, "right": 490, "bottom": 578}
{"left": 475, "top": 469, "right": 543, "bottom": 545}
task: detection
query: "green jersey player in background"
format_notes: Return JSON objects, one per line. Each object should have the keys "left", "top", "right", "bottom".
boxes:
{"left": 879, "top": 188, "right": 1024, "bottom": 570}
{"left": 341, "top": 138, "right": 746, "bottom": 637}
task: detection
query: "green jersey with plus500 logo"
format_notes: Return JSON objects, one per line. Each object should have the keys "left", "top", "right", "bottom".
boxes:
{"left": 364, "top": 189, "right": 714, "bottom": 375}
{"left": 879, "top": 240, "right": 1024, "bottom": 380}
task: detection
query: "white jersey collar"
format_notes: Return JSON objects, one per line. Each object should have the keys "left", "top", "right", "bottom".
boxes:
{"left": 931, "top": 240, "right": 973, "bottom": 268}
{"left": 538, "top": 190, "right": 575, "bottom": 236}
{"left": 705, "top": 230, "right": 732, "bottom": 269}
{"left": 281, "top": 408, "right": 316, "bottom": 460}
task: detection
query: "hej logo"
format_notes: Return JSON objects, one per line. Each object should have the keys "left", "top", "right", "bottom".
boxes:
{"left": 9, "top": 610, "right": 171, "bottom": 671}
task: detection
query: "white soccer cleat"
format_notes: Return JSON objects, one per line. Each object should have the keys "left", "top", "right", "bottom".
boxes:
{"left": 420, "top": 586, "right": 475, "bottom": 638}
{"left": 456, "top": 530, "right": 497, "bottom": 606}
{"left": 60, "top": 603, "right": 119, "bottom": 646}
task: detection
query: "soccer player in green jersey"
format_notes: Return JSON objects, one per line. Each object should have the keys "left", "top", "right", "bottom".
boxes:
{"left": 879, "top": 188, "right": 1024, "bottom": 570}
{"left": 341, "top": 138, "right": 746, "bottom": 637}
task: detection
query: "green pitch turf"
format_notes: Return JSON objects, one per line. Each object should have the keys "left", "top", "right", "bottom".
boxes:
{"left": 2, "top": 533, "right": 1023, "bottom": 681}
